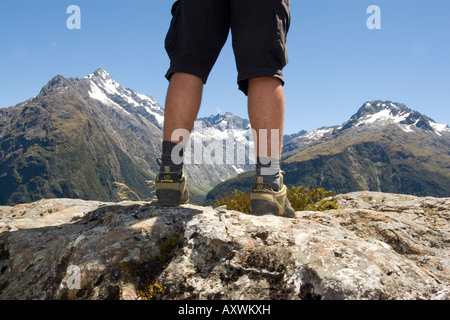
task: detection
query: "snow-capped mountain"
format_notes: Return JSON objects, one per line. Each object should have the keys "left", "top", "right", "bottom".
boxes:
{"left": 198, "top": 112, "right": 250, "bottom": 130}
{"left": 181, "top": 112, "right": 255, "bottom": 191}
{"left": 3, "top": 67, "right": 449, "bottom": 205}
{"left": 0, "top": 68, "right": 256, "bottom": 205}
{"left": 283, "top": 100, "right": 450, "bottom": 158}
{"left": 208, "top": 100, "right": 450, "bottom": 200}
{"left": 84, "top": 68, "right": 255, "bottom": 184}
{"left": 84, "top": 68, "right": 164, "bottom": 127}
{"left": 0, "top": 68, "right": 169, "bottom": 205}
{"left": 340, "top": 101, "right": 450, "bottom": 136}
{"left": 279, "top": 100, "right": 450, "bottom": 197}
{"left": 283, "top": 130, "right": 308, "bottom": 145}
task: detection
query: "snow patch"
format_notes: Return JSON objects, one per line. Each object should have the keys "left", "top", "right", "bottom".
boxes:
{"left": 358, "top": 108, "right": 412, "bottom": 127}
{"left": 302, "top": 127, "right": 334, "bottom": 143}
{"left": 137, "top": 93, "right": 158, "bottom": 105}
{"left": 400, "top": 124, "right": 414, "bottom": 133}
{"left": 144, "top": 106, "right": 164, "bottom": 126}
{"left": 362, "top": 109, "right": 391, "bottom": 124}
{"left": 85, "top": 69, "right": 165, "bottom": 125}
{"left": 430, "top": 122, "right": 450, "bottom": 136}
{"left": 88, "top": 82, "right": 130, "bottom": 115}
{"left": 232, "top": 165, "right": 244, "bottom": 174}
{"left": 98, "top": 77, "right": 121, "bottom": 96}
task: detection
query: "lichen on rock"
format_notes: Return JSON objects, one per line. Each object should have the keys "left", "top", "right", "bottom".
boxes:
{"left": 0, "top": 192, "right": 448, "bottom": 300}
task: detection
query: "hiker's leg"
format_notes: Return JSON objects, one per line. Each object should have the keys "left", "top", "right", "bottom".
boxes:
{"left": 231, "top": 0, "right": 290, "bottom": 190}
{"left": 161, "top": 0, "right": 230, "bottom": 172}
{"left": 163, "top": 72, "right": 203, "bottom": 144}
{"left": 248, "top": 76, "right": 285, "bottom": 159}
{"left": 248, "top": 77, "right": 285, "bottom": 190}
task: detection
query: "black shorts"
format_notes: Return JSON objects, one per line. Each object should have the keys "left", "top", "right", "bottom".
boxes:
{"left": 164, "top": 0, "right": 290, "bottom": 95}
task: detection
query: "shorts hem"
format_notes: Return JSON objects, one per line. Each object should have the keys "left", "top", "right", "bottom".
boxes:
{"left": 165, "top": 67, "right": 209, "bottom": 84}
{"left": 237, "top": 68, "right": 285, "bottom": 95}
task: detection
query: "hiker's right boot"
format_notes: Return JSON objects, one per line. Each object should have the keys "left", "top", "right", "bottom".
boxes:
{"left": 155, "top": 166, "right": 189, "bottom": 207}
{"left": 250, "top": 172, "right": 295, "bottom": 218}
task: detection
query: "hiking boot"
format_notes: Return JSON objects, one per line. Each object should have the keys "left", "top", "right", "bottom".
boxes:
{"left": 155, "top": 166, "right": 189, "bottom": 206}
{"left": 250, "top": 172, "right": 295, "bottom": 218}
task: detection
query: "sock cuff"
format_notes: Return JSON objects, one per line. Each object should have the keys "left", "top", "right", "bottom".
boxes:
{"left": 256, "top": 157, "right": 280, "bottom": 175}
{"left": 256, "top": 157, "right": 281, "bottom": 191}
{"left": 161, "top": 140, "right": 184, "bottom": 174}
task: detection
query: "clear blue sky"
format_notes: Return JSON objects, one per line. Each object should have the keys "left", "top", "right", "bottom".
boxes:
{"left": 1, "top": 0, "right": 449, "bottom": 133}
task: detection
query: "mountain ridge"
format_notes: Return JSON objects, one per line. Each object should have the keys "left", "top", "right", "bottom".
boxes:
{"left": 206, "top": 100, "right": 450, "bottom": 201}
{"left": 1, "top": 69, "right": 449, "bottom": 205}
{"left": 0, "top": 68, "right": 256, "bottom": 205}
{"left": 283, "top": 100, "right": 449, "bottom": 161}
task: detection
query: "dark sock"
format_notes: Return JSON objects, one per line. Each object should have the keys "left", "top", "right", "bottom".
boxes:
{"left": 256, "top": 157, "right": 281, "bottom": 191}
{"left": 160, "top": 140, "right": 184, "bottom": 176}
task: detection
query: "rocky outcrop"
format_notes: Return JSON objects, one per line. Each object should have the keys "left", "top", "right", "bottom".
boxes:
{"left": 0, "top": 192, "right": 448, "bottom": 300}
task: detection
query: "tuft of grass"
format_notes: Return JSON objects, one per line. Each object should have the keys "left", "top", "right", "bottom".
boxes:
{"left": 214, "top": 189, "right": 251, "bottom": 213}
{"left": 114, "top": 182, "right": 142, "bottom": 201}
{"left": 214, "top": 186, "right": 338, "bottom": 214}
{"left": 287, "top": 186, "right": 338, "bottom": 211}
{"left": 114, "top": 180, "right": 156, "bottom": 202}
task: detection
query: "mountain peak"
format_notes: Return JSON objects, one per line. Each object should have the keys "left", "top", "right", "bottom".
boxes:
{"left": 341, "top": 100, "right": 449, "bottom": 135}
{"left": 356, "top": 100, "right": 408, "bottom": 117}
{"left": 197, "top": 112, "right": 250, "bottom": 130}
{"left": 93, "top": 67, "right": 110, "bottom": 77}
{"left": 80, "top": 67, "right": 165, "bottom": 126}
{"left": 85, "top": 67, "right": 112, "bottom": 80}
{"left": 39, "top": 74, "right": 71, "bottom": 95}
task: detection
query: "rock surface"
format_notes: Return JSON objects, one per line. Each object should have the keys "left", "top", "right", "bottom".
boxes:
{"left": 0, "top": 192, "right": 448, "bottom": 300}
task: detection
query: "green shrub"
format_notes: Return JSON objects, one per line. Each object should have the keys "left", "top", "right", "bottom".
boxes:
{"left": 288, "top": 186, "right": 338, "bottom": 211}
{"left": 214, "top": 189, "right": 251, "bottom": 214}
{"left": 214, "top": 186, "right": 338, "bottom": 214}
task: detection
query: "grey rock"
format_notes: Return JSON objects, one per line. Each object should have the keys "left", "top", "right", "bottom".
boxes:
{"left": 0, "top": 192, "right": 448, "bottom": 300}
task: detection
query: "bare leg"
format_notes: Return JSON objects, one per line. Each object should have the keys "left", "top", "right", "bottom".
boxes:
{"left": 247, "top": 77, "right": 285, "bottom": 161}
{"left": 156, "top": 72, "right": 202, "bottom": 205}
{"left": 247, "top": 76, "right": 294, "bottom": 215}
{"left": 163, "top": 72, "right": 204, "bottom": 143}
